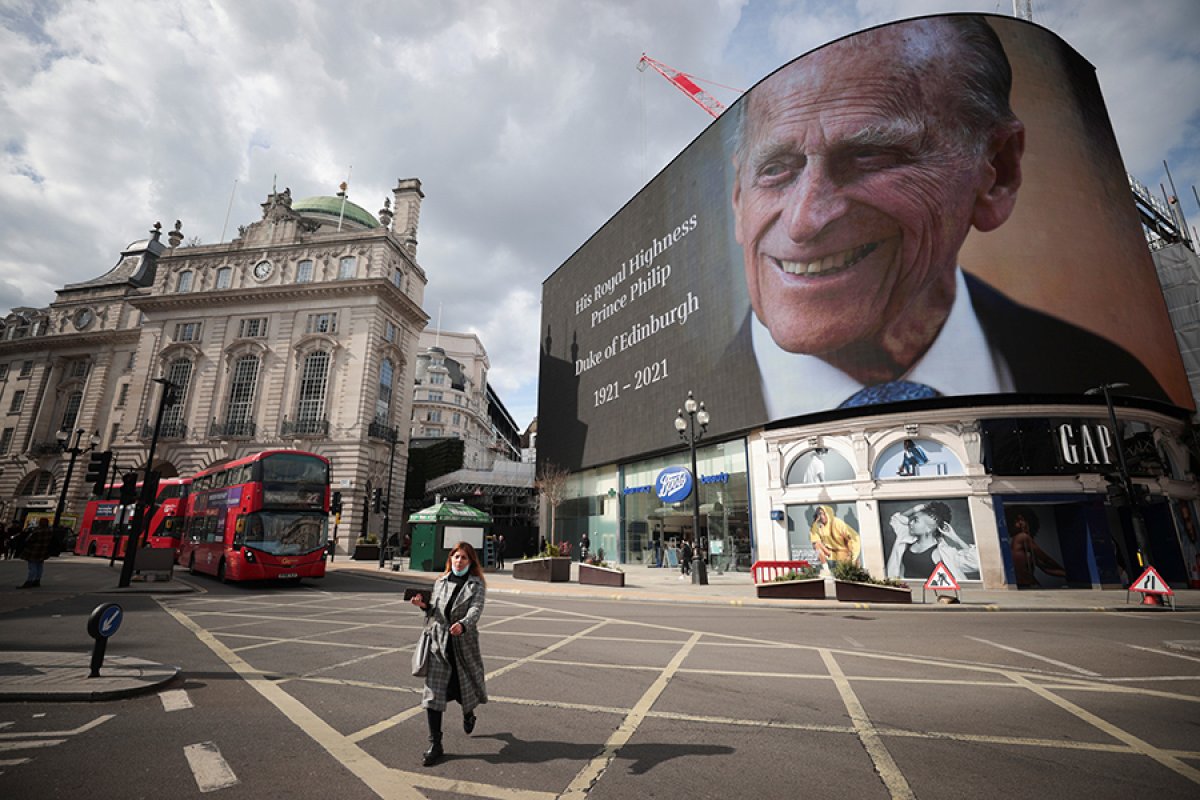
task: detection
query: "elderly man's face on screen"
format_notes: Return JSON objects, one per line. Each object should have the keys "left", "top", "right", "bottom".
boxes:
{"left": 732, "top": 20, "right": 1022, "bottom": 364}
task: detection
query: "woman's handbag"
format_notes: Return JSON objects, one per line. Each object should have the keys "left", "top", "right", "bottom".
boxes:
{"left": 412, "top": 627, "right": 432, "bottom": 677}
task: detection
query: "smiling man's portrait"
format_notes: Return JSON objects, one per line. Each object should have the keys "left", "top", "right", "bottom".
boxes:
{"left": 725, "top": 15, "right": 1169, "bottom": 418}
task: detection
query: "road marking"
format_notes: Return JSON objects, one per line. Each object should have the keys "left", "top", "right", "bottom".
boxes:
{"left": 821, "top": 648, "right": 914, "bottom": 800}
{"left": 0, "top": 714, "right": 115, "bottom": 739}
{"left": 1124, "top": 643, "right": 1200, "bottom": 664}
{"left": 561, "top": 631, "right": 702, "bottom": 799}
{"left": 1007, "top": 672, "right": 1200, "bottom": 786}
{"left": 184, "top": 741, "right": 239, "bottom": 792}
{"left": 0, "top": 739, "right": 66, "bottom": 751}
{"left": 966, "top": 636, "right": 1101, "bottom": 676}
{"left": 161, "top": 689, "right": 194, "bottom": 712}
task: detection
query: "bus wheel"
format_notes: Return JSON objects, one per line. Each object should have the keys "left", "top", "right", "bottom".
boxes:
{"left": 188, "top": 554, "right": 198, "bottom": 575}
{"left": 217, "top": 560, "right": 227, "bottom": 583}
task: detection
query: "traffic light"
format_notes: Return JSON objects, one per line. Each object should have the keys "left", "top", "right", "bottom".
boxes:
{"left": 372, "top": 488, "right": 383, "bottom": 513}
{"left": 119, "top": 472, "right": 138, "bottom": 505}
{"left": 85, "top": 450, "right": 113, "bottom": 496}
{"left": 331, "top": 491, "right": 343, "bottom": 515}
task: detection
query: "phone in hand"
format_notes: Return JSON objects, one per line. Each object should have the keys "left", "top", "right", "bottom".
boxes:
{"left": 404, "top": 588, "right": 432, "bottom": 605}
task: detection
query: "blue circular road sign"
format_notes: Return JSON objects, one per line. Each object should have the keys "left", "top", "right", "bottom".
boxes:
{"left": 87, "top": 603, "right": 123, "bottom": 639}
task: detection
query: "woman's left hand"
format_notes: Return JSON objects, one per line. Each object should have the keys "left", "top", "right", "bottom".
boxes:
{"left": 449, "top": 622, "right": 464, "bottom": 636}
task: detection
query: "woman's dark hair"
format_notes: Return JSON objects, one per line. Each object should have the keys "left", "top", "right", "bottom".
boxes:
{"left": 1005, "top": 505, "right": 1041, "bottom": 536}
{"left": 925, "top": 501, "right": 953, "bottom": 531}
{"left": 444, "top": 541, "right": 487, "bottom": 584}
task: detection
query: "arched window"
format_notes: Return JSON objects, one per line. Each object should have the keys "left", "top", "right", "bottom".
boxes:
{"left": 18, "top": 470, "right": 55, "bottom": 496}
{"left": 160, "top": 358, "right": 193, "bottom": 433}
{"left": 376, "top": 359, "right": 394, "bottom": 423}
{"left": 215, "top": 266, "right": 233, "bottom": 289}
{"left": 224, "top": 356, "right": 260, "bottom": 435}
{"left": 176, "top": 271, "right": 194, "bottom": 293}
{"left": 296, "top": 259, "right": 314, "bottom": 283}
{"left": 297, "top": 350, "right": 330, "bottom": 423}
{"left": 59, "top": 390, "right": 83, "bottom": 431}
{"left": 337, "top": 256, "right": 357, "bottom": 279}
{"left": 785, "top": 448, "right": 855, "bottom": 485}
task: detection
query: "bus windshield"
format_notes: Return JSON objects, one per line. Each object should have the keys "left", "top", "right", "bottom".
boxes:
{"left": 260, "top": 454, "right": 328, "bottom": 485}
{"left": 243, "top": 512, "right": 327, "bottom": 556}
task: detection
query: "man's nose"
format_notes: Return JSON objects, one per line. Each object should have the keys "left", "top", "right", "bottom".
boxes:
{"left": 781, "top": 161, "right": 848, "bottom": 242}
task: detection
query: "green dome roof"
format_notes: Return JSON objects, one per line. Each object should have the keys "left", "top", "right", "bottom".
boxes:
{"left": 292, "top": 195, "right": 380, "bottom": 229}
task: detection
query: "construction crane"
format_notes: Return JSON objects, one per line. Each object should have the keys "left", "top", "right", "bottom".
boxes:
{"left": 636, "top": 53, "right": 739, "bottom": 118}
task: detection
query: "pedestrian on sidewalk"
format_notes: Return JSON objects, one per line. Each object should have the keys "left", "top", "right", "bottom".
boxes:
{"left": 17, "top": 518, "right": 55, "bottom": 588}
{"left": 496, "top": 534, "right": 505, "bottom": 569}
{"left": 579, "top": 532, "right": 590, "bottom": 563}
{"left": 679, "top": 539, "right": 693, "bottom": 579}
{"left": 409, "top": 541, "right": 488, "bottom": 767}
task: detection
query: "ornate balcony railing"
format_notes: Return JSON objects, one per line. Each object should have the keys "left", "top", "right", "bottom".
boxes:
{"left": 281, "top": 417, "right": 328, "bottom": 437}
{"left": 142, "top": 422, "right": 188, "bottom": 440}
{"left": 368, "top": 419, "right": 398, "bottom": 443}
{"left": 30, "top": 442, "right": 62, "bottom": 457}
{"left": 209, "top": 420, "right": 256, "bottom": 439}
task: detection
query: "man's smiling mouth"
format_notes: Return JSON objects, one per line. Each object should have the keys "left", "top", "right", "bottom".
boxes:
{"left": 776, "top": 242, "right": 878, "bottom": 276}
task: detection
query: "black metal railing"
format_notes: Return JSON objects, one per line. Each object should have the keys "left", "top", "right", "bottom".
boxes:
{"left": 368, "top": 419, "right": 398, "bottom": 443}
{"left": 30, "top": 442, "right": 61, "bottom": 457}
{"left": 281, "top": 417, "right": 328, "bottom": 437}
{"left": 208, "top": 419, "right": 256, "bottom": 438}
{"left": 142, "top": 422, "right": 188, "bottom": 440}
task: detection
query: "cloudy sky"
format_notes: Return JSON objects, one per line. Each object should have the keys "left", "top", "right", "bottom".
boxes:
{"left": 2, "top": 0, "right": 1197, "bottom": 429}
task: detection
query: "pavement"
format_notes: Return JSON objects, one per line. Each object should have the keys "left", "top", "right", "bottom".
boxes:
{"left": 1, "top": 553, "right": 1197, "bottom": 703}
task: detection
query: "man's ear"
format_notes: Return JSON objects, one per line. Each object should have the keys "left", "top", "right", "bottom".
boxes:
{"left": 971, "top": 120, "right": 1024, "bottom": 232}
{"left": 731, "top": 164, "right": 745, "bottom": 244}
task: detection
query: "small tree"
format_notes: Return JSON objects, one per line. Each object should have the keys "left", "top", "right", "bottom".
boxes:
{"left": 535, "top": 461, "right": 570, "bottom": 547}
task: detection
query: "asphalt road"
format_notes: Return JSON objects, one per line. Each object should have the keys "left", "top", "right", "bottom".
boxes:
{"left": 4, "top": 568, "right": 1200, "bottom": 799}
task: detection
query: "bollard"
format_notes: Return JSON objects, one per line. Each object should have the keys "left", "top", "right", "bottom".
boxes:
{"left": 86, "top": 603, "right": 123, "bottom": 678}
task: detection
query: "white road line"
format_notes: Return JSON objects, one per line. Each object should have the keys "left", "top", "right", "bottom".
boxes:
{"left": 1007, "top": 672, "right": 1200, "bottom": 786}
{"left": 1125, "top": 643, "right": 1200, "bottom": 664}
{"left": 821, "top": 649, "right": 915, "bottom": 800}
{"left": 966, "top": 636, "right": 1101, "bottom": 676}
{"left": 0, "top": 714, "right": 115, "bottom": 739}
{"left": 0, "top": 739, "right": 65, "bottom": 751}
{"left": 160, "top": 689, "right": 194, "bottom": 712}
{"left": 184, "top": 741, "right": 240, "bottom": 793}
{"left": 0, "top": 757, "right": 31, "bottom": 767}
{"left": 560, "top": 632, "right": 702, "bottom": 799}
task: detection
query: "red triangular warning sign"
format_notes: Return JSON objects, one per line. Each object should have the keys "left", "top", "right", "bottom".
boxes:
{"left": 924, "top": 561, "right": 960, "bottom": 591}
{"left": 1128, "top": 566, "right": 1173, "bottom": 595}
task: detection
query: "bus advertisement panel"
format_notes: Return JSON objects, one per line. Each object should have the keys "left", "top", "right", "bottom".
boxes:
{"left": 178, "top": 450, "right": 330, "bottom": 582}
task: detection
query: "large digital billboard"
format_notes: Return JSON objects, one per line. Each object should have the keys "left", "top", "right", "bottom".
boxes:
{"left": 539, "top": 14, "right": 1190, "bottom": 472}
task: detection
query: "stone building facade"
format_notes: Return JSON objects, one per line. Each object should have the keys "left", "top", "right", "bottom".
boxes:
{"left": 0, "top": 180, "right": 430, "bottom": 554}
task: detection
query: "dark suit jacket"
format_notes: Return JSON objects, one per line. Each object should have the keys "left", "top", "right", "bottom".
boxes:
{"left": 707, "top": 272, "right": 1170, "bottom": 429}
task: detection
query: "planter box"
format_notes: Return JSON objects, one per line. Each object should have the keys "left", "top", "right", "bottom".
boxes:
{"left": 513, "top": 557, "right": 571, "bottom": 582}
{"left": 755, "top": 578, "right": 826, "bottom": 600}
{"left": 352, "top": 544, "right": 381, "bottom": 561}
{"left": 834, "top": 580, "right": 912, "bottom": 604}
{"left": 579, "top": 563, "right": 625, "bottom": 587}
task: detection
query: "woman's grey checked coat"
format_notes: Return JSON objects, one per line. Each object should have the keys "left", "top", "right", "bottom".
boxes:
{"left": 420, "top": 574, "right": 488, "bottom": 713}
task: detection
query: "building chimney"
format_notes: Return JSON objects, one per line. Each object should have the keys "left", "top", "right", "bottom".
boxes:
{"left": 392, "top": 178, "right": 423, "bottom": 256}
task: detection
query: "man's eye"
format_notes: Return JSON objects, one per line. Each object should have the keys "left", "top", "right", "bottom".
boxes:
{"left": 756, "top": 161, "right": 797, "bottom": 185}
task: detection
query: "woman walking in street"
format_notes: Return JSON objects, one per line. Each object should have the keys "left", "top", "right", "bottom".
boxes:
{"left": 409, "top": 541, "right": 488, "bottom": 766}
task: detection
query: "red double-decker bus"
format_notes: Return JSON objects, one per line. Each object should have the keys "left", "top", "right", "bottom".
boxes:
{"left": 178, "top": 450, "right": 330, "bottom": 582}
{"left": 74, "top": 477, "right": 190, "bottom": 558}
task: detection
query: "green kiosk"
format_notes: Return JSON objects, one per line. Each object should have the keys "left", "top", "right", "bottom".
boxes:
{"left": 407, "top": 500, "right": 492, "bottom": 572}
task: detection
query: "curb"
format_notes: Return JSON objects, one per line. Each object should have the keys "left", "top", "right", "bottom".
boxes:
{"left": 0, "top": 653, "right": 181, "bottom": 703}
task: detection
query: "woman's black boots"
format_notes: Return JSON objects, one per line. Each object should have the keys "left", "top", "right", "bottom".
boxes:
{"left": 463, "top": 710, "right": 476, "bottom": 734}
{"left": 423, "top": 709, "right": 444, "bottom": 766}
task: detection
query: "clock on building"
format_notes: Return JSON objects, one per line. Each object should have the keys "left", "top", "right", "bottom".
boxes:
{"left": 73, "top": 307, "right": 94, "bottom": 330}
{"left": 253, "top": 260, "right": 273, "bottom": 281}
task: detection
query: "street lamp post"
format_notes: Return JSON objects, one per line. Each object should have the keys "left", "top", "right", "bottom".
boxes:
{"left": 378, "top": 429, "right": 399, "bottom": 569}
{"left": 674, "top": 391, "right": 710, "bottom": 586}
{"left": 1086, "top": 382, "right": 1154, "bottom": 576}
{"left": 52, "top": 428, "right": 101, "bottom": 531}
{"left": 118, "top": 376, "right": 176, "bottom": 588}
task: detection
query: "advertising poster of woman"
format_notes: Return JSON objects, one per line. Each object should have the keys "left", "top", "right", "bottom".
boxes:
{"left": 786, "top": 503, "right": 861, "bottom": 569}
{"left": 880, "top": 498, "right": 980, "bottom": 582}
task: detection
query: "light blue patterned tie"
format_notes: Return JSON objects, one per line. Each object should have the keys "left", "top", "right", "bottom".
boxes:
{"left": 839, "top": 380, "right": 941, "bottom": 409}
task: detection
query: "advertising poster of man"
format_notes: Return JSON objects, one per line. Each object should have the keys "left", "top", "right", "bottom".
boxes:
{"left": 880, "top": 498, "right": 980, "bottom": 582}
{"left": 786, "top": 503, "right": 861, "bottom": 569}
{"left": 538, "top": 14, "right": 1189, "bottom": 474}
